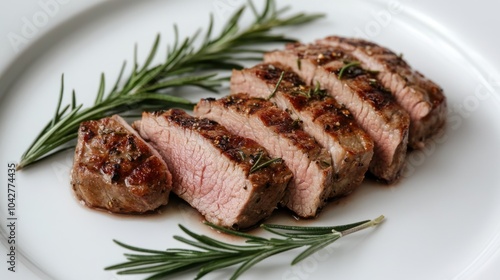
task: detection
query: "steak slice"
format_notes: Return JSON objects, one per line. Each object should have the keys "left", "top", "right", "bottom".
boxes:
{"left": 230, "top": 63, "right": 374, "bottom": 196}
{"left": 264, "top": 43, "right": 410, "bottom": 182}
{"left": 194, "top": 93, "right": 334, "bottom": 218}
{"left": 135, "top": 109, "right": 292, "bottom": 229}
{"left": 316, "top": 36, "right": 447, "bottom": 149}
{"left": 71, "top": 115, "right": 172, "bottom": 214}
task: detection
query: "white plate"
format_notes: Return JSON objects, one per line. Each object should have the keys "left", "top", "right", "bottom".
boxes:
{"left": 1, "top": 0, "right": 500, "bottom": 279}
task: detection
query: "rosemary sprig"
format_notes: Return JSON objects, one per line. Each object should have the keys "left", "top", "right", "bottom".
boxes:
{"left": 17, "top": 0, "right": 324, "bottom": 170}
{"left": 106, "top": 215, "right": 385, "bottom": 279}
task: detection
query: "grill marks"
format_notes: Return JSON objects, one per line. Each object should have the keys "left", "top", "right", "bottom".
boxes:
{"left": 71, "top": 115, "right": 172, "bottom": 214}
{"left": 316, "top": 36, "right": 447, "bottom": 149}
{"left": 230, "top": 63, "right": 374, "bottom": 197}
{"left": 135, "top": 109, "right": 292, "bottom": 229}
{"left": 264, "top": 43, "right": 410, "bottom": 182}
{"left": 194, "top": 94, "right": 334, "bottom": 218}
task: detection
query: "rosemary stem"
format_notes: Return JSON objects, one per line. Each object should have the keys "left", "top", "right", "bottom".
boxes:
{"left": 339, "top": 215, "right": 385, "bottom": 237}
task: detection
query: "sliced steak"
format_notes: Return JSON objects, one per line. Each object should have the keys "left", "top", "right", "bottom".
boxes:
{"left": 316, "top": 36, "right": 447, "bottom": 149}
{"left": 264, "top": 43, "right": 409, "bottom": 182}
{"left": 135, "top": 109, "right": 292, "bottom": 229}
{"left": 194, "top": 94, "right": 334, "bottom": 218}
{"left": 230, "top": 63, "right": 374, "bottom": 196}
{"left": 71, "top": 115, "right": 172, "bottom": 214}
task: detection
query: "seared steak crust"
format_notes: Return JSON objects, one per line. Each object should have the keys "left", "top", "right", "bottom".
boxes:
{"left": 264, "top": 43, "right": 409, "bottom": 182}
{"left": 71, "top": 115, "right": 172, "bottom": 214}
{"left": 195, "top": 94, "right": 334, "bottom": 218}
{"left": 230, "top": 63, "right": 374, "bottom": 196}
{"left": 317, "top": 36, "right": 446, "bottom": 149}
{"left": 136, "top": 109, "right": 292, "bottom": 229}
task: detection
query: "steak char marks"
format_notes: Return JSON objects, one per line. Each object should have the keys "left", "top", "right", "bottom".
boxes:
{"left": 317, "top": 36, "right": 446, "bottom": 149}
{"left": 195, "top": 94, "right": 334, "bottom": 218}
{"left": 264, "top": 43, "right": 410, "bottom": 182}
{"left": 71, "top": 115, "right": 172, "bottom": 214}
{"left": 231, "top": 63, "right": 374, "bottom": 196}
{"left": 135, "top": 109, "right": 292, "bottom": 229}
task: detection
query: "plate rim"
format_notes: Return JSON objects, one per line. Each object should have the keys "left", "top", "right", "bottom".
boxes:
{"left": 1, "top": 0, "right": 500, "bottom": 279}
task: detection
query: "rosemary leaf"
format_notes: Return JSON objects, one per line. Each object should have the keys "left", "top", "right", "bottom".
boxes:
{"left": 51, "top": 74, "right": 65, "bottom": 127}
{"left": 250, "top": 157, "right": 282, "bottom": 174}
{"left": 71, "top": 90, "right": 77, "bottom": 110}
{"left": 248, "top": 151, "right": 282, "bottom": 174}
{"left": 337, "top": 61, "right": 361, "bottom": 80}
{"left": 94, "top": 73, "right": 105, "bottom": 105}
{"left": 266, "top": 70, "right": 285, "bottom": 100}
{"left": 291, "top": 234, "right": 341, "bottom": 265}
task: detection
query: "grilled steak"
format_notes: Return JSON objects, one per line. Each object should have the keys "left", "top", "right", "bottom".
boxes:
{"left": 230, "top": 63, "right": 374, "bottom": 196}
{"left": 194, "top": 94, "right": 334, "bottom": 218}
{"left": 316, "top": 36, "right": 446, "bottom": 149}
{"left": 264, "top": 43, "right": 409, "bottom": 182}
{"left": 135, "top": 109, "right": 292, "bottom": 229}
{"left": 71, "top": 115, "right": 172, "bottom": 214}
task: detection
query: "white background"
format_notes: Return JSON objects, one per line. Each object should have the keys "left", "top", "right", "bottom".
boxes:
{"left": 1, "top": 0, "right": 499, "bottom": 279}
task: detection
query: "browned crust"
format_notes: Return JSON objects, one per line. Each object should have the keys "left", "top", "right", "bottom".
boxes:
{"left": 161, "top": 109, "right": 291, "bottom": 176}
{"left": 71, "top": 115, "right": 171, "bottom": 214}
{"left": 317, "top": 36, "right": 447, "bottom": 149}
{"left": 141, "top": 109, "right": 292, "bottom": 229}
{"left": 231, "top": 63, "right": 374, "bottom": 195}
{"left": 209, "top": 94, "right": 327, "bottom": 157}
{"left": 264, "top": 43, "right": 409, "bottom": 183}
